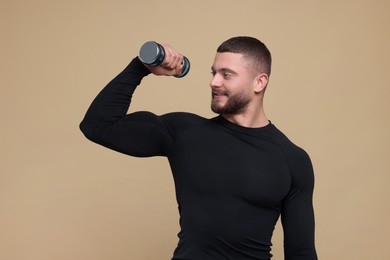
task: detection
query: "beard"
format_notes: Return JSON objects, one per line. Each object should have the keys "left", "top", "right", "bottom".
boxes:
{"left": 211, "top": 90, "right": 251, "bottom": 115}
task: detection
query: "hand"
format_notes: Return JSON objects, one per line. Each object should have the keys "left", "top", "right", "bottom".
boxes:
{"left": 142, "top": 43, "right": 185, "bottom": 76}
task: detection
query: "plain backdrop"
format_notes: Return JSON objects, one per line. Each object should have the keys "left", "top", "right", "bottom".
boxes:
{"left": 1, "top": 0, "right": 389, "bottom": 259}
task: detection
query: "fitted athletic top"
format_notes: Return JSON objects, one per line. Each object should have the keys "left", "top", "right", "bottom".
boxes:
{"left": 80, "top": 58, "right": 317, "bottom": 260}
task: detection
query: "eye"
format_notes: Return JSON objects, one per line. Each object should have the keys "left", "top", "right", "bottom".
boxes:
{"left": 223, "top": 72, "right": 232, "bottom": 79}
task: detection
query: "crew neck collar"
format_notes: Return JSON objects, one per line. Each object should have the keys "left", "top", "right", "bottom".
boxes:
{"left": 215, "top": 115, "right": 274, "bottom": 134}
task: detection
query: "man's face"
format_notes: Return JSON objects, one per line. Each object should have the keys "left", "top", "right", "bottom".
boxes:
{"left": 210, "top": 52, "right": 256, "bottom": 115}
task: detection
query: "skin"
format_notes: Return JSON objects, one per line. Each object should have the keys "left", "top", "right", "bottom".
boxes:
{"left": 142, "top": 43, "right": 184, "bottom": 76}
{"left": 143, "top": 44, "right": 270, "bottom": 128}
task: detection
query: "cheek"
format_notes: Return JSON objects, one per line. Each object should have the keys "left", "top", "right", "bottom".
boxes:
{"left": 230, "top": 81, "right": 253, "bottom": 97}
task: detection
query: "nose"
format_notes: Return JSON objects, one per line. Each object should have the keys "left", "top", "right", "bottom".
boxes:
{"left": 210, "top": 73, "right": 222, "bottom": 89}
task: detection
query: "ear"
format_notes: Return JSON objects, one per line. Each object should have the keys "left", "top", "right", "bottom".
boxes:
{"left": 254, "top": 73, "right": 269, "bottom": 93}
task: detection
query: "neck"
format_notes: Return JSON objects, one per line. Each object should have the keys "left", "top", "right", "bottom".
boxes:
{"left": 222, "top": 106, "right": 269, "bottom": 128}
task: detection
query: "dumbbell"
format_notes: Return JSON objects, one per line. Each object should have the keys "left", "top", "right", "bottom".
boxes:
{"left": 139, "top": 41, "right": 190, "bottom": 78}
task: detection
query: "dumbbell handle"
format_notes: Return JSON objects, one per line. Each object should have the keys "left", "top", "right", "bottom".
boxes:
{"left": 139, "top": 41, "right": 190, "bottom": 78}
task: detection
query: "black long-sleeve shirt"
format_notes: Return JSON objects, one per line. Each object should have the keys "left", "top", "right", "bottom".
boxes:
{"left": 80, "top": 58, "right": 317, "bottom": 260}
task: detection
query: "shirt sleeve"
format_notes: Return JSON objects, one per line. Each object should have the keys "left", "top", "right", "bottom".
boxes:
{"left": 281, "top": 148, "right": 318, "bottom": 260}
{"left": 79, "top": 57, "right": 173, "bottom": 157}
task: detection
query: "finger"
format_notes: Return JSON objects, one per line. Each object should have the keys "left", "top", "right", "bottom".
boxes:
{"left": 162, "top": 43, "right": 183, "bottom": 69}
{"left": 174, "top": 61, "right": 185, "bottom": 76}
{"left": 160, "top": 43, "right": 173, "bottom": 67}
{"left": 169, "top": 54, "right": 183, "bottom": 70}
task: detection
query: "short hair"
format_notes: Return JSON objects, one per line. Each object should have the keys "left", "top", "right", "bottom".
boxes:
{"left": 217, "top": 36, "right": 272, "bottom": 76}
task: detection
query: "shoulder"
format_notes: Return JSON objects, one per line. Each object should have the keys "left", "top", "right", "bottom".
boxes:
{"left": 269, "top": 124, "right": 314, "bottom": 186}
{"left": 269, "top": 124, "right": 310, "bottom": 160}
{"left": 161, "top": 112, "right": 209, "bottom": 127}
{"left": 162, "top": 112, "right": 208, "bottom": 123}
{"left": 160, "top": 112, "right": 210, "bottom": 138}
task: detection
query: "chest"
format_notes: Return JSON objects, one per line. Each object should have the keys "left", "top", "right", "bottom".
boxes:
{"left": 169, "top": 126, "right": 291, "bottom": 207}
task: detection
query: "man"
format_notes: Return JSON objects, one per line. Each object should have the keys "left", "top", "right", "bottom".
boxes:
{"left": 80, "top": 36, "right": 317, "bottom": 259}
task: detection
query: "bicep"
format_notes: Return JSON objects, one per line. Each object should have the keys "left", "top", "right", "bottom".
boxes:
{"left": 281, "top": 151, "right": 317, "bottom": 259}
{"left": 82, "top": 111, "right": 173, "bottom": 157}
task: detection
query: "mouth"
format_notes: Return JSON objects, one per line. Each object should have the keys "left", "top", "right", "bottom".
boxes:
{"left": 212, "top": 90, "right": 228, "bottom": 100}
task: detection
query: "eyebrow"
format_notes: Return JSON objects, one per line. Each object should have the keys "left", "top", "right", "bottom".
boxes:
{"left": 211, "top": 67, "right": 238, "bottom": 74}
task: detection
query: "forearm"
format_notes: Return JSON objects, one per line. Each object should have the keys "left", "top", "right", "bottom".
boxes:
{"left": 79, "top": 43, "right": 192, "bottom": 156}
{"left": 79, "top": 57, "right": 176, "bottom": 157}
{"left": 282, "top": 200, "right": 317, "bottom": 260}
{"left": 80, "top": 57, "right": 150, "bottom": 140}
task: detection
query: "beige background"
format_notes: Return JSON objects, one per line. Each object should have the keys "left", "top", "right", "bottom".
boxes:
{"left": 1, "top": 0, "right": 389, "bottom": 259}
